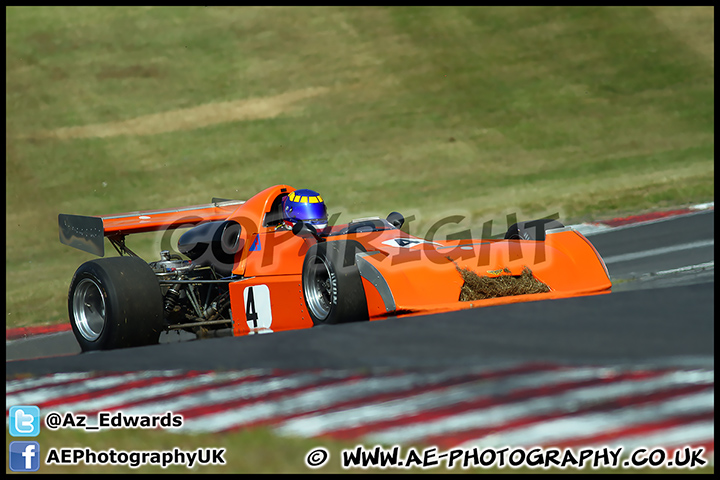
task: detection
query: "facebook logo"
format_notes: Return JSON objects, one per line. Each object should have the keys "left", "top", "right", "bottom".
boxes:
{"left": 9, "top": 405, "right": 41, "bottom": 437}
{"left": 9, "top": 441, "right": 41, "bottom": 472}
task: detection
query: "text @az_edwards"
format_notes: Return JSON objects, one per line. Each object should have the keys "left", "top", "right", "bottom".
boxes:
{"left": 44, "top": 411, "right": 183, "bottom": 431}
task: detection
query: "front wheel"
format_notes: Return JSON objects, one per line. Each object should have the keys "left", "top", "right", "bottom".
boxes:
{"left": 302, "top": 240, "right": 369, "bottom": 325}
{"left": 68, "top": 256, "right": 164, "bottom": 351}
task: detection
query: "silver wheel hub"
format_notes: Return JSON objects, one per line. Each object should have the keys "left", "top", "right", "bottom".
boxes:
{"left": 304, "top": 255, "right": 334, "bottom": 321}
{"left": 72, "top": 278, "right": 106, "bottom": 341}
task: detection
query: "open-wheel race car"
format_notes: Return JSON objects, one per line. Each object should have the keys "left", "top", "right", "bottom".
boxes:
{"left": 59, "top": 184, "right": 611, "bottom": 351}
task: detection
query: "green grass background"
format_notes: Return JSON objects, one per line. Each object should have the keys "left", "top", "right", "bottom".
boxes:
{"left": 6, "top": 6, "right": 714, "bottom": 330}
{"left": 5, "top": 7, "right": 714, "bottom": 473}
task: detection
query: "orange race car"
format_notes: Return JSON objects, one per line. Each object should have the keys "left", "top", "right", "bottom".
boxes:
{"left": 59, "top": 184, "right": 611, "bottom": 351}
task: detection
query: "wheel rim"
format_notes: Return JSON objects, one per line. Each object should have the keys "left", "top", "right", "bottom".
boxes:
{"left": 304, "top": 254, "right": 334, "bottom": 321}
{"left": 72, "top": 278, "right": 106, "bottom": 342}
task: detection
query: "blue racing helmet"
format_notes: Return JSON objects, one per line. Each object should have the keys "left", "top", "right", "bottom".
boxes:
{"left": 282, "top": 189, "right": 328, "bottom": 230}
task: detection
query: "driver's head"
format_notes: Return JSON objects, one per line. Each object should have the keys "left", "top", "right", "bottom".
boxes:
{"left": 282, "top": 189, "right": 328, "bottom": 230}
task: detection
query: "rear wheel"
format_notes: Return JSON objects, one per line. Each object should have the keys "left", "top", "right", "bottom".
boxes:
{"left": 302, "top": 240, "right": 369, "bottom": 325}
{"left": 68, "top": 256, "right": 164, "bottom": 351}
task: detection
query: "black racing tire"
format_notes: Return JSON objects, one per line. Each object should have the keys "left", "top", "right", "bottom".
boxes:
{"left": 301, "top": 240, "right": 369, "bottom": 325}
{"left": 68, "top": 256, "right": 164, "bottom": 352}
{"left": 504, "top": 218, "right": 565, "bottom": 241}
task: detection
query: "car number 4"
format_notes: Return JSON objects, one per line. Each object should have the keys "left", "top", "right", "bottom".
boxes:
{"left": 243, "top": 285, "right": 273, "bottom": 333}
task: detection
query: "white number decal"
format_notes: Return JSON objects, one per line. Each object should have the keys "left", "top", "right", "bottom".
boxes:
{"left": 382, "top": 238, "right": 440, "bottom": 248}
{"left": 243, "top": 285, "right": 273, "bottom": 333}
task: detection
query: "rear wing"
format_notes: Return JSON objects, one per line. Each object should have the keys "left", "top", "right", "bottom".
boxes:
{"left": 59, "top": 199, "right": 245, "bottom": 256}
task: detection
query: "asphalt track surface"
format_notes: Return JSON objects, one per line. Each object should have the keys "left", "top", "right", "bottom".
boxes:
{"left": 6, "top": 209, "right": 713, "bottom": 376}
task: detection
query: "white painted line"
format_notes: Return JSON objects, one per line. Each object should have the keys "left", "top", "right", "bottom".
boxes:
{"left": 95, "top": 371, "right": 354, "bottom": 418}
{"left": 5, "top": 372, "right": 93, "bottom": 394}
{"left": 656, "top": 261, "right": 714, "bottom": 276}
{"left": 603, "top": 240, "right": 714, "bottom": 264}
{"left": 6, "top": 371, "right": 181, "bottom": 407}
{"left": 568, "top": 223, "right": 613, "bottom": 236}
{"left": 576, "top": 208, "right": 715, "bottom": 236}
{"left": 51, "top": 371, "right": 263, "bottom": 414}
{"left": 570, "top": 203, "right": 713, "bottom": 237}
{"left": 691, "top": 202, "right": 714, "bottom": 210}
{"left": 180, "top": 370, "right": 493, "bottom": 433}
{"left": 600, "top": 421, "right": 714, "bottom": 452}
{"left": 275, "top": 367, "right": 615, "bottom": 438}
{"left": 457, "top": 391, "right": 712, "bottom": 449}
{"left": 364, "top": 370, "right": 713, "bottom": 445}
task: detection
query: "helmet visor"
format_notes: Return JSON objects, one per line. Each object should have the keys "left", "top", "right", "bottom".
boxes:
{"left": 290, "top": 201, "right": 327, "bottom": 224}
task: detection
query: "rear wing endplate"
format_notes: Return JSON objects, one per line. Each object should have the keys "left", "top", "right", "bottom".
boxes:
{"left": 59, "top": 199, "right": 245, "bottom": 256}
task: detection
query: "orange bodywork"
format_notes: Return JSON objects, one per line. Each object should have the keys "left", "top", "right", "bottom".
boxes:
{"left": 354, "top": 230, "right": 612, "bottom": 318}
{"left": 59, "top": 184, "right": 612, "bottom": 337}
{"left": 222, "top": 186, "right": 610, "bottom": 333}
{"left": 100, "top": 201, "right": 247, "bottom": 235}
